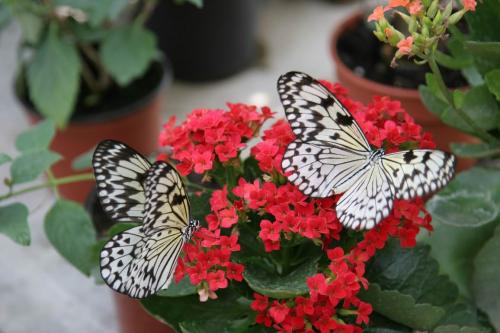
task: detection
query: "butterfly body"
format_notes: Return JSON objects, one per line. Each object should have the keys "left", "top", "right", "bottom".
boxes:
{"left": 279, "top": 71, "right": 455, "bottom": 230}
{"left": 93, "top": 140, "right": 198, "bottom": 298}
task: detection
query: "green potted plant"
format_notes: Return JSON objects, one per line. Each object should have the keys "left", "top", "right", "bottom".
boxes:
{"left": 368, "top": 0, "right": 500, "bottom": 328}
{"left": 330, "top": 2, "right": 478, "bottom": 170}
{"left": 1, "top": 0, "right": 171, "bottom": 202}
{"left": 1, "top": 69, "right": 494, "bottom": 331}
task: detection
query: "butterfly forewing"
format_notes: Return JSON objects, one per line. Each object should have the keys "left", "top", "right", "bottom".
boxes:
{"left": 279, "top": 72, "right": 372, "bottom": 198}
{"left": 93, "top": 140, "right": 152, "bottom": 221}
{"left": 382, "top": 149, "right": 456, "bottom": 200}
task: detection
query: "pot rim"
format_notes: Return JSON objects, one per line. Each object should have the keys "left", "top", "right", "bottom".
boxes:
{"left": 330, "top": 11, "right": 421, "bottom": 99}
{"left": 15, "top": 56, "right": 173, "bottom": 125}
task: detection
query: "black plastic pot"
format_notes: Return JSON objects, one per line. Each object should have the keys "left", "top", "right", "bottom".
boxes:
{"left": 148, "top": 0, "right": 258, "bottom": 81}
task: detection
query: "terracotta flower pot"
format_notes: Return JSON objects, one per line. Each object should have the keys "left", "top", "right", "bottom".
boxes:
{"left": 85, "top": 189, "right": 176, "bottom": 333}
{"left": 331, "top": 12, "right": 477, "bottom": 171}
{"left": 18, "top": 61, "right": 171, "bottom": 202}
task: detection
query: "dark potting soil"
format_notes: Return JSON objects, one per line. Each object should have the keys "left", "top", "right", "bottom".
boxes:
{"left": 336, "top": 18, "right": 468, "bottom": 89}
{"left": 17, "top": 60, "right": 167, "bottom": 122}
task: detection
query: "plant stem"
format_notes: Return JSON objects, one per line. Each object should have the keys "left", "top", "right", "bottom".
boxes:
{"left": 184, "top": 179, "right": 214, "bottom": 193}
{"left": 79, "top": 43, "right": 111, "bottom": 93}
{"left": 135, "top": 0, "right": 158, "bottom": 26}
{"left": 0, "top": 173, "right": 94, "bottom": 201}
{"left": 427, "top": 57, "right": 499, "bottom": 144}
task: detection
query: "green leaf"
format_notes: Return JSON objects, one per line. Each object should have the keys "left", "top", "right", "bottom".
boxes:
{"left": 0, "top": 203, "right": 30, "bottom": 246}
{"left": 188, "top": 191, "right": 212, "bottom": 222}
{"left": 435, "top": 50, "right": 472, "bottom": 70}
{"left": 0, "top": 153, "right": 11, "bottom": 166}
{"left": 419, "top": 85, "right": 449, "bottom": 118}
{"left": 72, "top": 148, "right": 94, "bottom": 171}
{"left": 484, "top": 69, "right": 500, "bottom": 102}
{"left": 44, "top": 200, "right": 97, "bottom": 275}
{"left": 141, "top": 290, "right": 252, "bottom": 332}
{"left": 365, "top": 313, "right": 412, "bottom": 333}
{"left": 361, "top": 240, "right": 459, "bottom": 329}
{"left": 465, "top": 0, "right": 500, "bottom": 43}
{"left": 243, "top": 156, "right": 262, "bottom": 182}
{"left": 451, "top": 142, "right": 500, "bottom": 158}
{"left": 361, "top": 284, "right": 446, "bottom": 330}
{"left": 27, "top": 24, "right": 80, "bottom": 127}
{"left": 15, "top": 120, "right": 56, "bottom": 153}
{"left": 157, "top": 276, "right": 197, "bottom": 297}
{"left": 107, "top": 222, "right": 139, "bottom": 236}
{"left": 243, "top": 257, "right": 318, "bottom": 299}
{"left": 16, "top": 11, "right": 43, "bottom": 44}
{"left": 464, "top": 41, "right": 500, "bottom": 75}
{"left": 179, "top": 317, "right": 264, "bottom": 333}
{"left": 427, "top": 192, "right": 498, "bottom": 228}
{"left": 423, "top": 167, "right": 500, "bottom": 296}
{"left": 460, "top": 85, "right": 500, "bottom": 131}
{"left": 175, "top": 0, "right": 204, "bottom": 8}
{"left": 54, "top": 0, "right": 129, "bottom": 25}
{"left": 10, "top": 150, "right": 61, "bottom": 184}
{"left": 434, "top": 302, "right": 494, "bottom": 333}
{"left": 100, "top": 24, "right": 157, "bottom": 86}
{"left": 473, "top": 224, "right": 500, "bottom": 330}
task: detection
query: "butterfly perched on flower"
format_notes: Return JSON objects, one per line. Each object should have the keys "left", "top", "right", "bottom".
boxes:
{"left": 279, "top": 71, "right": 455, "bottom": 230}
{"left": 92, "top": 140, "right": 200, "bottom": 298}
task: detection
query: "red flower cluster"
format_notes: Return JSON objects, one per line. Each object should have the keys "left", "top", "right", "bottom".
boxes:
{"left": 232, "top": 180, "right": 341, "bottom": 251}
{"left": 160, "top": 79, "right": 437, "bottom": 331}
{"left": 159, "top": 103, "right": 272, "bottom": 175}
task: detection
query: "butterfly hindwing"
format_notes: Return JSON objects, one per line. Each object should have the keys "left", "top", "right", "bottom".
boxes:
{"left": 93, "top": 140, "right": 152, "bottom": 221}
{"left": 382, "top": 149, "right": 456, "bottom": 200}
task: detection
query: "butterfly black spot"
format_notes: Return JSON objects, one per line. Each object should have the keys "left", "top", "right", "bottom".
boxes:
{"left": 393, "top": 169, "right": 399, "bottom": 177}
{"left": 422, "top": 151, "right": 432, "bottom": 163}
{"left": 117, "top": 249, "right": 124, "bottom": 255}
{"left": 124, "top": 238, "right": 131, "bottom": 244}
{"left": 171, "top": 193, "right": 184, "bottom": 205}
{"left": 305, "top": 147, "right": 312, "bottom": 153}
{"left": 117, "top": 260, "right": 123, "bottom": 267}
{"left": 403, "top": 150, "right": 417, "bottom": 163}
{"left": 330, "top": 133, "right": 340, "bottom": 140}
{"left": 336, "top": 113, "right": 354, "bottom": 126}
{"left": 301, "top": 157, "right": 307, "bottom": 163}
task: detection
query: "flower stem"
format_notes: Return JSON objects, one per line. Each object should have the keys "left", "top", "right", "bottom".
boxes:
{"left": 0, "top": 173, "right": 94, "bottom": 201}
{"left": 427, "top": 57, "right": 499, "bottom": 144}
{"left": 184, "top": 179, "right": 214, "bottom": 193}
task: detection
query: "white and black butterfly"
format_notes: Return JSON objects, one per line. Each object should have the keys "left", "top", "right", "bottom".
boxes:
{"left": 93, "top": 140, "right": 199, "bottom": 298}
{"left": 279, "top": 72, "right": 455, "bottom": 230}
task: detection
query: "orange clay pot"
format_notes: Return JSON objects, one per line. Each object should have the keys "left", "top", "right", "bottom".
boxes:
{"left": 331, "top": 12, "right": 477, "bottom": 171}
{"left": 114, "top": 294, "right": 175, "bottom": 333}
{"left": 19, "top": 61, "right": 170, "bottom": 202}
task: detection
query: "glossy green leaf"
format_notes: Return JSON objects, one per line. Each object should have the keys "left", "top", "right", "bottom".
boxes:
{"left": 188, "top": 191, "right": 212, "bottom": 222}
{"left": 157, "top": 276, "right": 197, "bottom": 297}
{"left": 15, "top": 120, "right": 55, "bottom": 153}
{"left": 243, "top": 257, "right": 318, "bottom": 299}
{"left": 44, "top": 200, "right": 97, "bottom": 275}
{"left": 100, "top": 24, "right": 157, "bottom": 86}
{"left": 179, "top": 318, "right": 267, "bottom": 333}
{"left": 473, "top": 224, "right": 500, "bottom": 330}
{"left": 0, "top": 203, "right": 30, "bottom": 246}
{"left": 365, "top": 313, "right": 411, "bottom": 333}
{"left": 435, "top": 50, "right": 472, "bottom": 70}
{"left": 27, "top": 24, "right": 80, "bottom": 127}
{"left": 360, "top": 284, "right": 446, "bottom": 330}
{"left": 465, "top": 0, "right": 500, "bottom": 43}
{"left": 141, "top": 290, "right": 252, "bottom": 332}
{"left": 0, "top": 153, "right": 11, "bottom": 166}
{"left": 434, "top": 302, "right": 494, "bottom": 333}
{"left": 419, "top": 85, "right": 449, "bottom": 119}
{"left": 72, "top": 148, "right": 94, "bottom": 171}
{"left": 484, "top": 69, "right": 500, "bottom": 102}
{"left": 54, "top": 0, "right": 129, "bottom": 25}
{"left": 16, "top": 11, "right": 43, "bottom": 44}
{"left": 451, "top": 142, "right": 500, "bottom": 158}
{"left": 10, "top": 150, "right": 61, "bottom": 184}
{"left": 243, "top": 156, "right": 262, "bottom": 182}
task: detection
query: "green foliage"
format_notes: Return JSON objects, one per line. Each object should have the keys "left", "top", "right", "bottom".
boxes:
{"left": 15, "top": 120, "right": 56, "bottom": 153}
{"left": 141, "top": 289, "right": 253, "bottom": 332}
{"left": 10, "top": 150, "right": 61, "bottom": 184}
{"left": 27, "top": 25, "right": 81, "bottom": 127}
{"left": 360, "top": 239, "right": 466, "bottom": 330}
{"left": 484, "top": 69, "right": 500, "bottom": 101}
{"left": 243, "top": 257, "right": 318, "bottom": 299}
{"left": 72, "top": 148, "right": 94, "bottom": 171}
{"left": 157, "top": 277, "right": 197, "bottom": 297}
{"left": 0, "top": 203, "right": 30, "bottom": 245}
{"left": 473, "top": 224, "right": 500, "bottom": 329}
{"left": 100, "top": 23, "right": 157, "bottom": 86}
{"left": 465, "top": 0, "right": 500, "bottom": 42}
{"left": 188, "top": 191, "right": 212, "bottom": 222}
{"left": 44, "top": 200, "right": 97, "bottom": 275}
{"left": 54, "top": 0, "right": 129, "bottom": 26}
{"left": 0, "top": 153, "right": 11, "bottom": 166}
{"left": 451, "top": 143, "right": 500, "bottom": 158}
{"left": 424, "top": 167, "right": 500, "bottom": 297}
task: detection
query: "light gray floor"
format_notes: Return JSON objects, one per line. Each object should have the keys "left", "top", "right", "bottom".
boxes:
{"left": 0, "top": 1, "right": 361, "bottom": 332}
